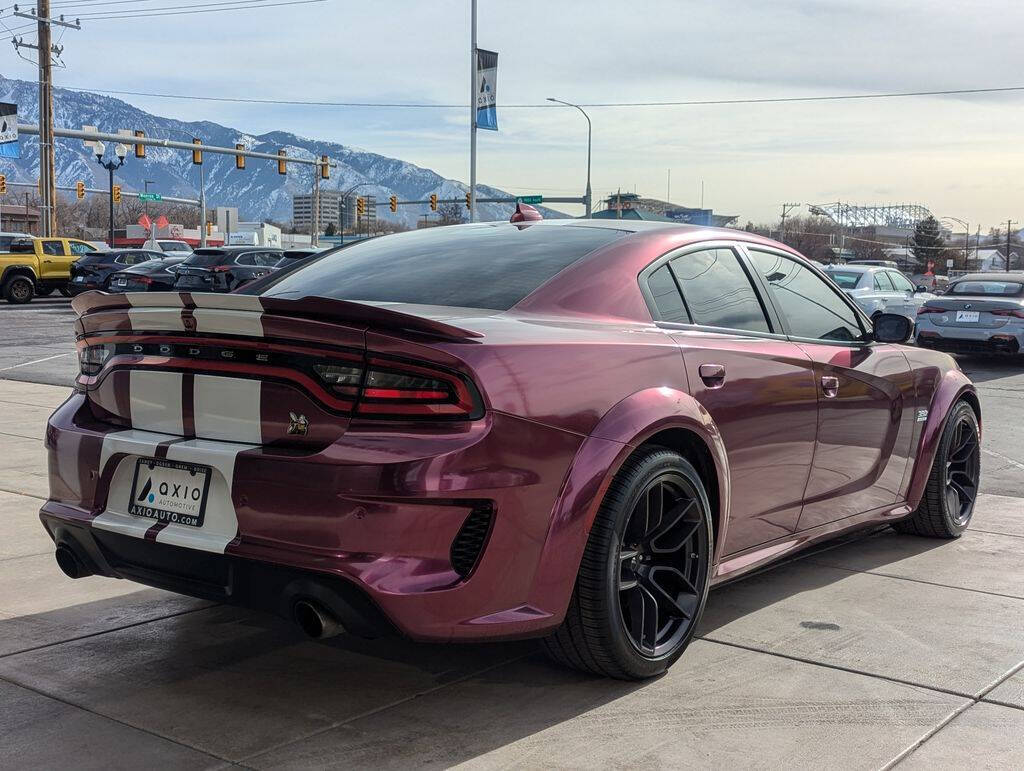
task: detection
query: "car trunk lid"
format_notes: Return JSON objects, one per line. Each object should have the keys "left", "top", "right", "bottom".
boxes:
{"left": 919, "top": 297, "right": 1023, "bottom": 329}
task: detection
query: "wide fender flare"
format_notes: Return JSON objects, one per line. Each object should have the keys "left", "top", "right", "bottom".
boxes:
{"left": 906, "top": 369, "right": 979, "bottom": 510}
{"left": 527, "top": 387, "right": 731, "bottom": 621}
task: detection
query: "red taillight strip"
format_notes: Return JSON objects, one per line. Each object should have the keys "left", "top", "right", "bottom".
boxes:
{"left": 355, "top": 356, "right": 480, "bottom": 418}
{"left": 991, "top": 309, "right": 1024, "bottom": 319}
{"left": 363, "top": 388, "right": 450, "bottom": 400}
{"left": 917, "top": 307, "right": 943, "bottom": 315}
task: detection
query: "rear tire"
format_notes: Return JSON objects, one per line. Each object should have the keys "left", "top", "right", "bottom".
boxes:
{"left": 894, "top": 400, "right": 980, "bottom": 538}
{"left": 3, "top": 276, "right": 34, "bottom": 304}
{"left": 542, "top": 448, "right": 713, "bottom": 679}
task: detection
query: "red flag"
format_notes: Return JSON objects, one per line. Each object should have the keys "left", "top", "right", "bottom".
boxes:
{"left": 155, "top": 215, "right": 169, "bottom": 229}
{"left": 138, "top": 213, "right": 152, "bottom": 229}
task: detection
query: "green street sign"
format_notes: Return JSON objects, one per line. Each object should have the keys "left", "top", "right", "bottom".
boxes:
{"left": 517, "top": 195, "right": 543, "bottom": 204}
{"left": 138, "top": 192, "right": 162, "bottom": 201}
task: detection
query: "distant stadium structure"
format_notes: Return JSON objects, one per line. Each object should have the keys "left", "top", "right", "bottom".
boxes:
{"left": 807, "top": 202, "right": 935, "bottom": 231}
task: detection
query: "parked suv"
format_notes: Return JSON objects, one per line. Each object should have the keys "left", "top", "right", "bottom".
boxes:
{"left": 172, "top": 246, "right": 283, "bottom": 292}
{"left": 823, "top": 264, "right": 934, "bottom": 322}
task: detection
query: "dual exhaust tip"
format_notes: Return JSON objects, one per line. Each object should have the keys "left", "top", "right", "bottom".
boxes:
{"left": 55, "top": 540, "right": 345, "bottom": 641}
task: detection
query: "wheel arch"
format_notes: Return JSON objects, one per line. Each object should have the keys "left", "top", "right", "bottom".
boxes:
{"left": 906, "top": 369, "right": 979, "bottom": 510}
{"left": 527, "top": 387, "right": 731, "bottom": 624}
{"left": 1, "top": 264, "right": 38, "bottom": 285}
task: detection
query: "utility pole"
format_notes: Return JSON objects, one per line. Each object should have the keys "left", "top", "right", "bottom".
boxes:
{"left": 468, "top": 0, "right": 477, "bottom": 223}
{"left": 1007, "top": 219, "right": 1017, "bottom": 273}
{"left": 199, "top": 163, "right": 207, "bottom": 247}
{"left": 13, "top": 3, "right": 79, "bottom": 236}
{"left": 780, "top": 203, "right": 799, "bottom": 242}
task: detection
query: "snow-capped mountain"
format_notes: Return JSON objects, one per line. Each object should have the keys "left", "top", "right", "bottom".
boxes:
{"left": 0, "top": 75, "right": 564, "bottom": 226}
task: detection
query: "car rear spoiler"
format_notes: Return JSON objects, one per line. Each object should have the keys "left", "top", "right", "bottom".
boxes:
{"left": 71, "top": 291, "right": 485, "bottom": 341}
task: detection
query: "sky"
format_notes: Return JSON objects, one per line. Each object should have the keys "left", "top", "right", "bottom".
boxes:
{"left": 6, "top": 0, "right": 1024, "bottom": 228}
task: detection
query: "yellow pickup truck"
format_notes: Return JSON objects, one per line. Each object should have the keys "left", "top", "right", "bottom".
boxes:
{"left": 0, "top": 237, "right": 98, "bottom": 303}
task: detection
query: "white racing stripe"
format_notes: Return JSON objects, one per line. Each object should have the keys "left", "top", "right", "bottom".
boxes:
{"left": 191, "top": 294, "right": 264, "bottom": 311}
{"left": 129, "top": 370, "right": 184, "bottom": 435}
{"left": 192, "top": 308, "right": 265, "bottom": 338}
{"left": 91, "top": 429, "right": 255, "bottom": 554}
{"left": 125, "top": 292, "right": 185, "bottom": 309}
{"left": 193, "top": 374, "right": 263, "bottom": 444}
{"left": 126, "top": 307, "right": 186, "bottom": 332}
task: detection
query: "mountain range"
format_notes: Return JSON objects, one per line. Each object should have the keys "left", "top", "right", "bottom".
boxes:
{"left": 0, "top": 75, "right": 564, "bottom": 226}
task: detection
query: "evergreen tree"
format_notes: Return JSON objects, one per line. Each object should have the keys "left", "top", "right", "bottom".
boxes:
{"left": 911, "top": 216, "right": 944, "bottom": 268}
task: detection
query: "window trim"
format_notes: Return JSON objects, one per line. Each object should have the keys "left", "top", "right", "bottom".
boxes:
{"left": 638, "top": 240, "right": 786, "bottom": 340}
{"left": 872, "top": 270, "right": 895, "bottom": 292}
{"left": 737, "top": 243, "right": 873, "bottom": 347}
{"left": 887, "top": 270, "right": 914, "bottom": 293}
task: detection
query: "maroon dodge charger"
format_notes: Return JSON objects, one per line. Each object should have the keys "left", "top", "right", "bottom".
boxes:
{"left": 41, "top": 216, "right": 981, "bottom": 679}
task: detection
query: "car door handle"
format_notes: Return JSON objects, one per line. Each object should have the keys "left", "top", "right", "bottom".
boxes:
{"left": 42, "top": 259, "right": 52, "bottom": 263}
{"left": 699, "top": 363, "right": 726, "bottom": 388}
{"left": 821, "top": 376, "right": 840, "bottom": 398}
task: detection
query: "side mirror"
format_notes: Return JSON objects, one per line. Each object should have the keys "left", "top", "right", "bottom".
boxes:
{"left": 915, "top": 284, "right": 928, "bottom": 293}
{"left": 873, "top": 312, "right": 912, "bottom": 343}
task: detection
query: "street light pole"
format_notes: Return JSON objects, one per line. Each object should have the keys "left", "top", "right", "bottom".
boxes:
{"left": 941, "top": 216, "right": 969, "bottom": 271}
{"left": 93, "top": 141, "right": 127, "bottom": 246}
{"left": 339, "top": 182, "right": 368, "bottom": 245}
{"left": 547, "top": 97, "right": 592, "bottom": 217}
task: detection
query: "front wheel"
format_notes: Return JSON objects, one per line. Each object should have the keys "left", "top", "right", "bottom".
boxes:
{"left": 3, "top": 276, "right": 34, "bottom": 304}
{"left": 894, "top": 400, "right": 980, "bottom": 538}
{"left": 542, "top": 448, "right": 713, "bottom": 679}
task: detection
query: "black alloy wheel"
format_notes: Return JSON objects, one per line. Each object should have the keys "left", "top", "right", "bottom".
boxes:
{"left": 895, "top": 400, "right": 981, "bottom": 538}
{"left": 617, "top": 473, "right": 709, "bottom": 657}
{"left": 943, "top": 411, "right": 980, "bottom": 525}
{"left": 543, "top": 448, "right": 713, "bottom": 679}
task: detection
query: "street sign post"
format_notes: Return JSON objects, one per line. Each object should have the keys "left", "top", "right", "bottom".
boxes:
{"left": 516, "top": 195, "right": 543, "bottom": 204}
{"left": 138, "top": 192, "right": 162, "bottom": 201}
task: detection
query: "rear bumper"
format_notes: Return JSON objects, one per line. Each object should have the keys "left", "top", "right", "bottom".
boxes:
{"left": 917, "top": 328, "right": 1022, "bottom": 355}
{"left": 42, "top": 393, "right": 586, "bottom": 642}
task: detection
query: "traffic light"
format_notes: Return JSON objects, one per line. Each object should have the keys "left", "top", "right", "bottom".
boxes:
{"left": 429, "top": 193, "right": 438, "bottom": 212}
{"left": 112, "top": 185, "right": 121, "bottom": 204}
{"left": 192, "top": 138, "right": 202, "bottom": 165}
{"left": 320, "top": 154, "right": 329, "bottom": 180}
{"left": 134, "top": 130, "right": 146, "bottom": 158}
{"left": 75, "top": 180, "right": 85, "bottom": 200}
{"left": 465, "top": 192, "right": 471, "bottom": 210}
{"left": 235, "top": 143, "right": 245, "bottom": 170}
{"left": 356, "top": 197, "right": 366, "bottom": 217}
{"left": 277, "top": 149, "right": 287, "bottom": 175}
{"left": 389, "top": 195, "right": 397, "bottom": 213}
{"left": 0, "top": 174, "right": 6, "bottom": 195}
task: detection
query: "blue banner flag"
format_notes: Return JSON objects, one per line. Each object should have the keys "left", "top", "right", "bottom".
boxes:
{"left": 475, "top": 49, "right": 498, "bottom": 131}
{"left": 0, "top": 102, "right": 18, "bottom": 158}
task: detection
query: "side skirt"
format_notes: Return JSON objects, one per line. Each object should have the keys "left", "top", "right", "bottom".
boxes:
{"left": 711, "top": 501, "right": 912, "bottom": 586}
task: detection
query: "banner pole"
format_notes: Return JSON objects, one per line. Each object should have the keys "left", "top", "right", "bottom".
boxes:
{"left": 469, "top": 0, "right": 477, "bottom": 223}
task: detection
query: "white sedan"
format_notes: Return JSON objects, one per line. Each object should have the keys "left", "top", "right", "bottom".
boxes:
{"left": 823, "top": 264, "right": 935, "bottom": 322}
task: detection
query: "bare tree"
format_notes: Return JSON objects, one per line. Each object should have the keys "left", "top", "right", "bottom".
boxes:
{"left": 438, "top": 202, "right": 464, "bottom": 226}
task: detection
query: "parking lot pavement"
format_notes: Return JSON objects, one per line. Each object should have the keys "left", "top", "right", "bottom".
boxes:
{"left": 1, "top": 357, "right": 1022, "bottom": 768}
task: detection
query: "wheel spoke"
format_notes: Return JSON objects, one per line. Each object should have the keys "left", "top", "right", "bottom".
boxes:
{"left": 649, "top": 499, "right": 698, "bottom": 554}
{"left": 644, "top": 565, "right": 698, "bottom": 620}
{"left": 625, "top": 584, "right": 660, "bottom": 652}
{"left": 618, "top": 548, "right": 640, "bottom": 591}
{"left": 949, "top": 475, "right": 976, "bottom": 505}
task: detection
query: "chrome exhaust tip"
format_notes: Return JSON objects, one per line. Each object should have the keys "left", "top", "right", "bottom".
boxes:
{"left": 293, "top": 599, "right": 345, "bottom": 640}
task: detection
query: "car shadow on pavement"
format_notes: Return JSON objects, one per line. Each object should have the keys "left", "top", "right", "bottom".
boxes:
{"left": 954, "top": 354, "right": 1024, "bottom": 382}
{"left": 0, "top": 523, "right": 960, "bottom": 765}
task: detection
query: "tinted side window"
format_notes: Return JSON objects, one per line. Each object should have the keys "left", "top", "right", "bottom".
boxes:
{"left": 42, "top": 240, "right": 64, "bottom": 255}
{"left": 669, "top": 248, "right": 770, "bottom": 333}
{"left": 889, "top": 271, "right": 914, "bottom": 292}
{"left": 647, "top": 264, "right": 689, "bottom": 322}
{"left": 748, "top": 250, "right": 864, "bottom": 342}
{"left": 70, "top": 241, "right": 95, "bottom": 255}
{"left": 254, "top": 252, "right": 281, "bottom": 267}
{"left": 872, "top": 271, "right": 894, "bottom": 291}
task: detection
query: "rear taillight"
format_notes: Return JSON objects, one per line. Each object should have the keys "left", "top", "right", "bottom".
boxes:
{"left": 79, "top": 344, "right": 113, "bottom": 375}
{"left": 312, "top": 356, "right": 482, "bottom": 420}
{"left": 991, "top": 309, "right": 1024, "bottom": 319}
{"left": 212, "top": 265, "right": 233, "bottom": 273}
{"left": 917, "top": 307, "right": 943, "bottom": 315}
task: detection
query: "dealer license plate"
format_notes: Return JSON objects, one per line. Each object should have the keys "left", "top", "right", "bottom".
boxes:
{"left": 128, "top": 458, "right": 211, "bottom": 527}
{"left": 956, "top": 311, "right": 980, "bottom": 323}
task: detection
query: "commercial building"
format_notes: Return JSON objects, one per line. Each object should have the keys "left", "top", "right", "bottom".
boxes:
{"left": 292, "top": 191, "right": 377, "bottom": 232}
{"left": 597, "top": 192, "right": 736, "bottom": 227}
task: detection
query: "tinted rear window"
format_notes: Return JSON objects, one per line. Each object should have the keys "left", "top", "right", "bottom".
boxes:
{"left": 76, "top": 252, "right": 118, "bottom": 264}
{"left": 255, "top": 224, "right": 626, "bottom": 310}
{"left": 826, "top": 270, "right": 862, "bottom": 289}
{"left": 183, "top": 250, "right": 230, "bottom": 267}
{"left": 950, "top": 280, "right": 1023, "bottom": 296}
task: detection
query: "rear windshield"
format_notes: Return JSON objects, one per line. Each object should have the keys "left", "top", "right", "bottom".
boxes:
{"left": 183, "top": 250, "right": 230, "bottom": 267}
{"left": 254, "top": 224, "right": 626, "bottom": 310}
{"left": 950, "top": 280, "right": 1023, "bottom": 296}
{"left": 826, "top": 270, "right": 862, "bottom": 289}
{"left": 76, "top": 252, "right": 118, "bottom": 264}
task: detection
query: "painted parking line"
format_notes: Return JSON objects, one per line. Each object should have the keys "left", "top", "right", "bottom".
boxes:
{"left": 0, "top": 352, "right": 74, "bottom": 372}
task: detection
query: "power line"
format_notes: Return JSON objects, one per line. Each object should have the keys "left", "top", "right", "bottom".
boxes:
{"left": 53, "top": 84, "right": 1024, "bottom": 109}
{"left": 74, "top": 0, "right": 318, "bottom": 16}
